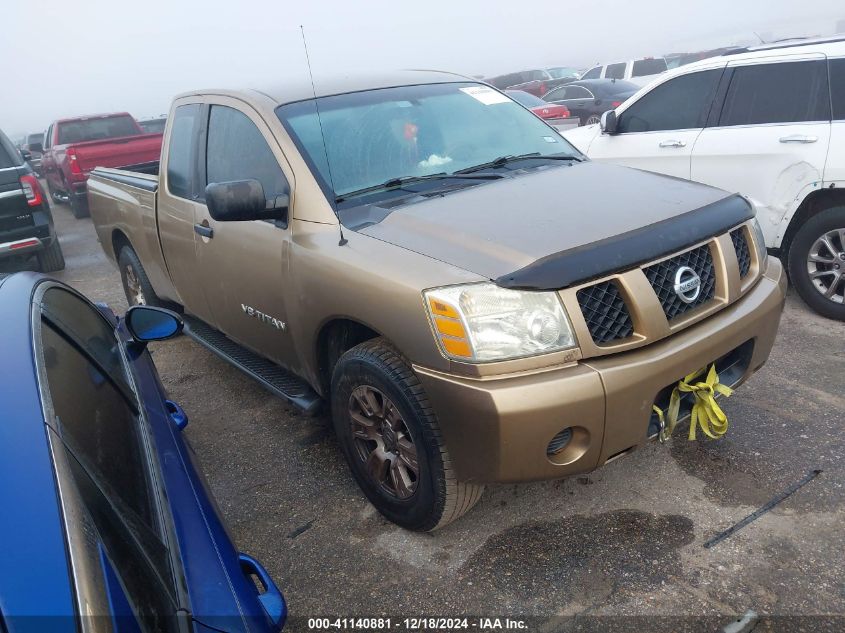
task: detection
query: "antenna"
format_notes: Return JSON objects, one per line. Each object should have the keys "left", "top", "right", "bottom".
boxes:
{"left": 301, "top": 25, "right": 347, "bottom": 246}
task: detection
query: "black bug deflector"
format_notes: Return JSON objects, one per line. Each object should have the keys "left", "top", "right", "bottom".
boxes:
{"left": 495, "top": 194, "right": 754, "bottom": 291}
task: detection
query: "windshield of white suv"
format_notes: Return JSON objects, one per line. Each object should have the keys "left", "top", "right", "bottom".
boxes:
{"left": 276, "top": 82, "right": 581, "bottom": 204}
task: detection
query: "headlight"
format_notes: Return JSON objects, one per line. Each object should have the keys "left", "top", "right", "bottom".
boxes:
{"left": 424, "top": 283, "right": 577, "bottom": 362}
{"left": 750, "top": 217, "right": 768, "bottom": 272}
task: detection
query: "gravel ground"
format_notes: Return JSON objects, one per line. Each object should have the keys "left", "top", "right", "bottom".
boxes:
{"left": 14, "top": 198, "right": 844, "bottom": 632}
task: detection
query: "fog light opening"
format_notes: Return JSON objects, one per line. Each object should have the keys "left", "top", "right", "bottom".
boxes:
{"left": 546, "top": 426, "right": 591, "bottom": 466}
{"left": 547, "top": 427, "right": 573, "bottom": 456}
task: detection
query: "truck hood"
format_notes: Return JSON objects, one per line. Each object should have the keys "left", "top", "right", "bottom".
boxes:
{"left": 356, "top": 162, "right": 744, "bottom": 286}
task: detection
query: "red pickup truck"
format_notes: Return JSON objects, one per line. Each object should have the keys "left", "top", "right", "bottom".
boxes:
{"left": 41, "top": 113, "right": 162, "bottom": 218}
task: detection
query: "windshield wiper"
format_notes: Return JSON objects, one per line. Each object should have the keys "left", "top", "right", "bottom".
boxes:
{"left": 335, "top": 173, "right": 503, "bottom": 203}
{"left": 454, "top": 152, "right": 584, "bottom": 175}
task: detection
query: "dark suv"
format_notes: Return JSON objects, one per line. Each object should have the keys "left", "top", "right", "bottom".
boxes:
{"left": 0, "top": 128, "right": 64, "bottom": 272}
{"left": 20, "top": 132, "right": 44, "bottom": 175}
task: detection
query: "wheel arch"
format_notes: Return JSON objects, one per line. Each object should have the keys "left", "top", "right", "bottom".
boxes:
{"left": 111, "top": 228, "right": 133, "bottom": 263}
{"left": 315, "top": 317, "right": 382, "bottom": 396}
{"left": 780, "top": 187, "right": 845, "bottom": 259}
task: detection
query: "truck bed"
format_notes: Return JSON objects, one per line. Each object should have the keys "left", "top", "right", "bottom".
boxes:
{"left": 71, "top": 133, "right": 163, "bottom": 174}
{"left": 87, "top": 166, "right": 175, "bottom": 303}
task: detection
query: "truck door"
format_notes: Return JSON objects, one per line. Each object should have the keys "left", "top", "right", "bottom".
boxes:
{"left": 691, "top": 55, "right": 831, "bottom": 246}
{"left": 157, "top": 103, "right": 217, "bottom": 324}
{"left": 192, "top": 101, "right": 297, "bottom": 368}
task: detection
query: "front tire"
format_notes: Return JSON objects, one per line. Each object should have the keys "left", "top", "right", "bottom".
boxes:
{"left": 36, "top": 239, "right": 65, "bottom": 272}
{"left": 331, "top": 339, "right": 483, "bottom": 531}
{"left": 787, "top": 205, "right": 845, "bottom": 320}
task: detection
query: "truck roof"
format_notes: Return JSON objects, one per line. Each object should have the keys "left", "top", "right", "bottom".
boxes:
{"left": 54, "top": 112, "right": 134, "bottom": 124}
{"left": 176, "top": 69, "right": 475, "bottom": 106}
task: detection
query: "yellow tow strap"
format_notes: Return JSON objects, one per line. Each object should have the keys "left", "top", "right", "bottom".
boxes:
{"left": 652, "top": 364, "right": 734, "bottom": 442}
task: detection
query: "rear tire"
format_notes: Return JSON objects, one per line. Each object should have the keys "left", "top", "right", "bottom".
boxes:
{"left": 331, "top": 338, "right": 483, "bottom": 531}
{"left": 69, "top": 194, "right": 89, "bottom": 219}
{"left": 36, "top": 239, "right": 65, "bottom": 273}
{"left": 46, "top": 180, "right": 66, "bottom": 206}
{"left": 118, "top": 245, "right": 168, "bottom": 308}
{"left": 787, "top": 205, "right": 845, "bottom": 321}
{"left": 584, "top": 114, "right": 601, "bottom": 126}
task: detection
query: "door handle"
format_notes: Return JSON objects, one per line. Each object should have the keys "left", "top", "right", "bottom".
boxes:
{"left": 194, "top": 223, "right": 213, "bottom": 239}
{"left": 165, "top": 400, "right": 188, "bottom": 431}
{"left": 659, "top": 140, "right": 686, "bottom": 148}
{"left": 779, "top": 134, "right": 818, "bottom": 144}
{"left": 239, "top": 553, "right": 287, "bottom": 630}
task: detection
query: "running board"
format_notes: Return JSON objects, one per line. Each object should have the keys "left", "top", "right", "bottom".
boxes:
{"left": 182, "top": 315, "right": 322, "bottom": 416}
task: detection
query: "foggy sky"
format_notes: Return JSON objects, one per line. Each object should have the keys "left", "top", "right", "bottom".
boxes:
{"left": 2, "top": 0, "right": 843, "bottom": 135}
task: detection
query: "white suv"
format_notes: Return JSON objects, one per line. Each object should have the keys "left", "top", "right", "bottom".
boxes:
{"left": 580, "top": 57, "right": 668, "bottom": 87}
{"left": 564, "top": 36, "right": 845, "bottom": 320}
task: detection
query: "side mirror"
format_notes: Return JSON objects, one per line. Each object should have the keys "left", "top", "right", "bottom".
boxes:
{"left": 600, "top": 110, "right": 618, "bottom": 134}
{"left": 20, "top": 149, "right": 32, "bottom": 162}
{"left": 125, "top": 305, "right": 183, "bottom": 342}
{"left": 205, "top": 179, "right": 289, "bottom": 224}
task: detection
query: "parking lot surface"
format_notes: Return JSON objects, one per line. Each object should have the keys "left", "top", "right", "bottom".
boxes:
{"left": 32, "top": 203, "right": 845, "bottom": 628}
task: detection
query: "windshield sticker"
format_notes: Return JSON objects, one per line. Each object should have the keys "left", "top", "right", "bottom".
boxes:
{"left": 543, "top": 136, "right": 559, "bottom": 143}
{"left": 460, "top": 86, "right": 511, "bottom": 105}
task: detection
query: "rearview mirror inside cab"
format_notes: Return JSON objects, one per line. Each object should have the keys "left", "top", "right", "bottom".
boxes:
{"left": 205, "top": 179, "right": 289, "bottom": 225}
{"left": 125, "top": 305, "right": 183, "bottom": 342}
{"left": 600, "top": 110, "right": 618, "bottom": 134}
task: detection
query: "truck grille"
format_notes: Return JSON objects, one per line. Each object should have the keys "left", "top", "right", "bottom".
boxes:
{"left": 644, "top": 244, "right": 715, "bottom": 320}
{"left": 576, "top": 280, "right": 634, "bottom": 344}
{"left": 569, "top": 223, "right": 760, "bottom": 353}
{"left": 731, "top": 228, "right": 751, "bottom": 279}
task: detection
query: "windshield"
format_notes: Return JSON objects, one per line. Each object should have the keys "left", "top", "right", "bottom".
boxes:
{"left": 57, "top": 115, "right": 140, "bottom": 144}
{"left": 139, "top": 119, "right": 166, "bottom": 134}
{"left": 277, "top": 82, "right": 580, "bottom": 203}
{"left": 547, "top": 67, "right": 579, "bottom": 79}
{"left": 26, "top": 133, "right": 43, "bottom": 145}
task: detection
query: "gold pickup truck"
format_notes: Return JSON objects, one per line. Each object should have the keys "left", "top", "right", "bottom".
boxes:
{"left": 88, "top": 71, "right": 786, "bottom": 531}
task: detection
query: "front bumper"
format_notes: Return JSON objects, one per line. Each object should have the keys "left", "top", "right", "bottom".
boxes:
{"left": 415, "top": 258, "right": 787, "bottom": 483}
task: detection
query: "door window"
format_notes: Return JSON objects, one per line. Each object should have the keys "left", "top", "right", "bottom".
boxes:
{"left": 543, "top": 86, "right": 567, "bottom": 101}
{"left": 829, "top": 58, "right": 845, "bottom": 121}
{"left": 718, "top": 60, "right": 830, "bottom": 126}
{"left": 617, "top": 69, "right": 722, "bottom": 133}
{"left": 632, "top": 58, "right": 668, "bottom": 77}
{"left": 39, "top": 288, "right": 154, "bottom": 530}
{"left": 206, "top": 105, "right": 289, "bottom": 199}
{"left": 605, "top": 63, "right": 626, "bottom": 80}
{"left": 582, "top": 66, "right": 602, "bottom": 80}
{"left": 165, "top": 104, "right": 201, "bottom": 199}
{"left": 37, "top": 287, "right": 179, "bottom": 628}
